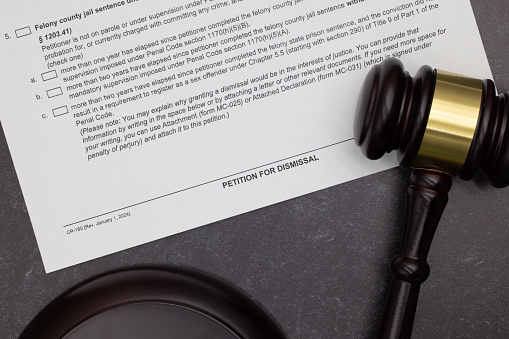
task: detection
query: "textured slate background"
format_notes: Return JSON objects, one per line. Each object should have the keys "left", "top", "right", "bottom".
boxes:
{"left": 1, "top": 1, "right": 508, "bottom": 338}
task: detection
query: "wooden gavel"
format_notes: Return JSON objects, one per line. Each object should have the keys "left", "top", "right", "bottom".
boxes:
{"left": 354, "top": 58, "right": 509, "bottom": 338}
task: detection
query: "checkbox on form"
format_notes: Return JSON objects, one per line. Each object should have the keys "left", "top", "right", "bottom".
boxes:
{"left": 47, "top": 87, "right": 63, "bottom": 98}
{"left": 41, "top": 70, "right": 58, "bottom": 81}
{"left": 15, "top": 26, "right": 31, "bottom": 38}
{"left": 52, "top": 106, "right": 68, "bottom": 117}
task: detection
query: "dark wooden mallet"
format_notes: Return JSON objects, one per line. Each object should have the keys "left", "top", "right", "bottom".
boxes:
{"left": 354, "top": 58, "right": 509, "bottom": 338}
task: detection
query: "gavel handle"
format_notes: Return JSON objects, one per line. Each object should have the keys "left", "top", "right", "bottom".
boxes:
{"left": 377, "top": 169, "right": 452, "bottom": 339}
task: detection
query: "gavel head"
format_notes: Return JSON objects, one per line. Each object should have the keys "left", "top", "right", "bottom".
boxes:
{"left": 354, "top": 58, "right": 509, "bottom": 187}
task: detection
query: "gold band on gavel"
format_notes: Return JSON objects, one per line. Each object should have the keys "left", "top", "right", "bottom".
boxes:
{"left": 412, "top": 70, "right": 483, "bottom": 176}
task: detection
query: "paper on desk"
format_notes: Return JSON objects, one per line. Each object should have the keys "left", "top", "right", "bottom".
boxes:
{"left": 0, "top": 0, "right": 491, "bottom": 272}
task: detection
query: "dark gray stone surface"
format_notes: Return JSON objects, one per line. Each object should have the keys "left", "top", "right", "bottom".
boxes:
{"left": 1, "top": 1, "right": 508, "bottom": 338}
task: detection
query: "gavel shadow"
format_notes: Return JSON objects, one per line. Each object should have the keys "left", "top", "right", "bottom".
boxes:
{"left": 363, "top": 167, "right": 410, "bottom": 338}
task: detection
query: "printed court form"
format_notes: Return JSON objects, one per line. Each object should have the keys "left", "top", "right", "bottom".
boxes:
{"left": 0, "top": 0, "right": 492, "bottom": 272}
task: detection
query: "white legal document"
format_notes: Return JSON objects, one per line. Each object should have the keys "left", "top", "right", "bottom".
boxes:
{"left": 0, "top": 0, "right": 491, "bottom": 272}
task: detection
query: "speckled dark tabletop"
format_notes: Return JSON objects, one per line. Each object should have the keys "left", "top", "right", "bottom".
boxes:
{"left": 1, "top": 1, "right": 508, "bottom": 338}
